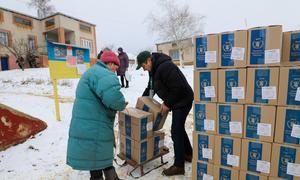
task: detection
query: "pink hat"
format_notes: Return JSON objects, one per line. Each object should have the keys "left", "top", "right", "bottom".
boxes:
{"left": 101, "top": 51, "right": 120, "bottom": 66}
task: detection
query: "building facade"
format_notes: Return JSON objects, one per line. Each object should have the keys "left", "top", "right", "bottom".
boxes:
{"left": 0, "top": 7, "right": 97, "bottom": 71}
{"left": 156, "top": 38, "right": 194, "bottom": 65}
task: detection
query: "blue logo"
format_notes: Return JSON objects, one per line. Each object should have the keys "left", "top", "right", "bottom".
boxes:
{"left": 220, "top": 175, "right": 230, "bottom": 180}
{"left": 226, "top": 78, "right": 237, "bottom": 88}
{"left": 196, "top": 111, "right": 205, "bottom": 120}
{"left": 222, "top": 145, "right": 232, "bottom": 154}
{"left": 250, "top": 149, "right": 261, "bottom": 160}
{"left": 287, "top": 118, "right": 299, "bottom": 129}
{"left": 290, "top": 80, "right": 300, "bottom": 89}
{"left": 223, "top": 42, "right": 232, "bottom": 52}
{"left": 197, "top": 45, "right": 206, "bottom": 55}
{"left": 201, "top": 79, "right": 210, "bottom": 88}
{"left": 247, "top": 116, "right": 259, "bottom": 126}
{"left": 252, "top": 38, "right": 264, "bottom": 49}
{"left": 256, "top": 78, "right": 268, "bottom": 88}
{"left": 199, "top": 140, "right": 208, "bottom": 148}
{"left": 220, "top": 114, "right": 230, "bottom": 123}
{"left": 292, "top": 42, "right": 300, "bottom": 51}
{"left": 280, "top": 154, "right": 293, "bottom": 166}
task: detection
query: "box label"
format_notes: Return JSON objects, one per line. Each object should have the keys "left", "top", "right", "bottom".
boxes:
{"left": 290, "top": 32, "right": 300, "bottom": 62}
{"left": 200, "top": 72, "right": 212, "bottom": 101}
{"left": 256, "top": 160, "right": 270, "bottom": 173}
{"left": 204, "top": 119, "right": 215, "bottom": 131}
{"left": 125, "top": 115, "right": 131, "bottom": 137}
{"left": 202, "top": 148, "right": 213, "bottom": 160}
{"left": 246, "top": 173, "right": 259, "bottom": 180}
{"left": 153, "top": 113, "right": 162, "bottom": 131}
{"left": 287, "top": 163, "right": 300, "bottom": 177}
{"left": 284, "top": 109, "right": 300, "bottom": 144}
{"left": 125, "top": 138, "right": 132, "bottom": 159}
{"left": 203, "top": 174, "right": 213, "bottom": 180}
{"left": 140, "top": 117, "right": 148, "bottom": 140}
{"left": 262, "top": 86, "right": 277, "bottom": 100}
{"left": 219, "top": 105, "right": 231, "bottom": 135}
{"left": 225, "top": 70, "right": 239, "bottom": 102}
{"left": 219, "top": 167, "right": 231, "bottom": 180}
{"left": 265, "top": 49, "right": 280, "bottom": 64}
{"left": 196, "top": 37, "right": 208, "bottom": 68}
{"left": 195, "top": 104, "right": 206, "bottom": 132}
{"left": 221, "top": 33, "right": 235, "bottom": 66}
{"left": 198, "top": 134, "right": 209, "bottom": 162}
{"left": 254, "top": 69, "right": 270, "bottom": 104}
{"left": 229, "top": 121, "right": 242, "bottom": 134}
{"left": 250, "top": 29, "right": 266, "bottom": 65}
{"left": 257, "top": 123, "right": 272, "bottom": 137}
{"left": 248, "top": 141, "right": 262, "bottom": 172}
{"left": 287, "top": 69, "right": 300, "bottom": 105}
{"left": 197, "top": 162, "right": 208, "bottom": 179}
{"left": 296, "top": 88, "right": 300, "bottom": 101}
{"left": 227, "top": 154, "right": 239, "bottom": 167}
{"left": 231, "top": 47, "right": 245, "bottom": 61}
{"left": 204, "top": 86, "right": 216, "bottom": 98}
{"left": 232, "top": 87, "right": 245, "bottom": 99}
{"left": 278, "top": 146, "right": 296, "bottom": 179}
{"left": 205, "top": 51, "right": 217, "bottom": 63}
{"left": 291, "top": 124, "right": 300, "bottom": 138}
{"left": 154, "top": 136, "right": 160, "bottom": 156}
{"left": 140, "top": 141, "right": 147, "bottom": 163}
{"left": 246, "top": 106, "right": 261, "bottom": 139}
{"left": 221, "top": 138, "right": 233, "bottom": 167}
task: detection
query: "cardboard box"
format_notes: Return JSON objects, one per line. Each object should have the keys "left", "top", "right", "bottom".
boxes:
{"left": 239, "top": 171, "right": 268, "bottom": 180}
{"left": 246, "top": 68, "right": 279, "bottom": 105}
{"left": 192, "top": 161, "right": 214, "bottom": 180}
{"left": 194, "top": 102, "right": 217, "bottom": 134}
{"left": 118, "top": 107, "right": 153, "bottom": 141}
{"left": 193, "top": 131, "right": 215, "bottom": 164}
{"left": 136, "top": 97, "right": 168, "bottom": 131}
{"left": 218, "top": 69, "right": 247, "bottom": 104}
{"left": 248, "top": 25, "right": 282, "bottom": 66}
{"left": 278, "top": 67, "right": 300, "bottom": 106}
{"left": 241, "top": 139, "right": 272, "bottom": 176}
{"left": 219, "top": 30, "right": 248, "bottom": 68}
{"left": 194, "top": 70, "right": 218, "bottom": 102}
{"left": 244, "top": 105, "right": 276, "bottom": 142}
{"left": 153, "top": 131, "right": 165, "bottom": 157}
{"left": 275, "top": 107, "right": 300, "bottom": 145}
{"left": 217, "top": 104, "right": 244, "bottom": 138}
{"left": 119, "top": 134, "right": 153, "bottom": 164}
{"left": 194, "top": 34, "right": 219, "bottom": 69}
{"left": 282, "top": 30, "right": 300, "bottom": 66}
{"left": 270, "top": 143, "right": 300, "bottom": 180}
{"left": 214, "top": 165, "right": 239, "bottom": 180}
{"left": 214, "top": 135, "right": 241, "bottom": 170}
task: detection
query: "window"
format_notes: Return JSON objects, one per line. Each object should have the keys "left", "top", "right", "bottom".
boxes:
{"left": 79, "top": 23, "right": 91, "bottom": 33}
{"left": 0, "top": 32, "right": 8, "bottom": 46}
{"left": 169, "top": 50, "right": 180, "bottom": 60}
{"left": 28, "top": 36, "right": 36, "bottom": 50}
{"left": 45, "top": 18, "right": 55, "bottom": 28}
{"left": 81, "top": 38, "right": 93, "bottom": 50}
{"left": 0, "top": 11, "right": 3, "bottom": 23}
{"left": 13, "top": 15, "right": 32, "bottom": 28}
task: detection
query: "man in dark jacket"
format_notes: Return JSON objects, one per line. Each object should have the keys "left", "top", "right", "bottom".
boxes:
{"left": 117, "top": 47, "right": 129, "bottom": 88}
{"left": 136, "top": 51, "right": 194, "bottom": 176}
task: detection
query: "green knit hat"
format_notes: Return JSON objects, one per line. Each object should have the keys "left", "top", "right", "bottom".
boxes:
{"left": 136, "top": 51, "right": 151, "bottom": 70}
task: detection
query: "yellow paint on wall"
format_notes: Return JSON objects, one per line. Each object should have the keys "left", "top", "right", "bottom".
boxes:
{"left": 48, "top": 60, "right": 90, "bottom": 79}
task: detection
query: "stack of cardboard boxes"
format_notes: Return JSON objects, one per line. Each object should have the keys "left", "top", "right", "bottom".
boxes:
{"left": 192, "top": 25, "right": 300, "bottom": 179}
{"left": 118, "top": 97, "right": 168, "bottom": 164}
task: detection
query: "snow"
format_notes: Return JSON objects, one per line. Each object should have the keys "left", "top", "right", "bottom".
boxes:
{"left": 0, "top": 64, "right": 194, "bottom": 180}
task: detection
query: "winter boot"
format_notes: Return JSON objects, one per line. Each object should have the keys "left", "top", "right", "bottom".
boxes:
{"left": 103, "top": 166, "right": 122, "bottom": 180}
{"left": 90, "top": 170, "right": 104, "bottom": 180}
{"left": 184, "top": 153, "right": 193, "bottom": 163}
{"left": 162, "top": 165, "right": 185, "bottom": 176}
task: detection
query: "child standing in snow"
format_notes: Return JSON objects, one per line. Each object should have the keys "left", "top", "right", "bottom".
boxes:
{"left": 67, "top": 51, "right": 126, "bottom": 180}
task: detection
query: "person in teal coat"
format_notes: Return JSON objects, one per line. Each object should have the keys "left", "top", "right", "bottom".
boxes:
{"left": 67, "top": 51, "right": 126, "bottom": 180}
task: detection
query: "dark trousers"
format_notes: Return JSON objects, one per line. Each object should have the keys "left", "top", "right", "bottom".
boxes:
{"left": 171, "top": 102, "right": 193, "bottom": 167}
{"left": 90, "top": 169, "right": 103, "bottom": 180}
{"left": 120, "top": 75, "right": 129, "bottom": 87}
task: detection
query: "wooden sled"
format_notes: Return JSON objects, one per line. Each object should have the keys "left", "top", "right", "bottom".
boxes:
{"left": 117, "top": 146, "right": 169, "bottom": 178}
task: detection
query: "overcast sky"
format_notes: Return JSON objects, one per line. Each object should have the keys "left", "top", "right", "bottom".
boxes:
{"left": 1, "top": 0, "right": 300, "bottom": 54}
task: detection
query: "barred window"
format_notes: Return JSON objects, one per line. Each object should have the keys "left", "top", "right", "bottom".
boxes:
{"left": 0, "top": 32, "right": 8, "bottom": 46}
{"left": 14, "top": 15, "right": 32, "bottom": 27}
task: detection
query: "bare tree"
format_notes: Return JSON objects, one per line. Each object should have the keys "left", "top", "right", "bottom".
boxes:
{"left": 0, "top": 39, "right": 40, "bottom": 70}
{"left": 147, "top": 0, "right": 205, "bottom": 67}
{"left": 27, "top": 0, "right": 56, "bottom": 19}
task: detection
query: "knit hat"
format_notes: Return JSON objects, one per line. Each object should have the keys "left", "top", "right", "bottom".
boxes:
{"left": 101, "top": 51, "right": 120, "bottom": 66}
{"left": 136, "top": 51, "right": 151, "bottom": 70}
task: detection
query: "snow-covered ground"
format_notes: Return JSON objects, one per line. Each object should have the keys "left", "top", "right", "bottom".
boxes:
{"left": 0, "top": 64, "right": 194, "bottom": 180}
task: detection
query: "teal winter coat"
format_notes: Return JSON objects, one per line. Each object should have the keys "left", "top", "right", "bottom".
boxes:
{"left": 67, "top": 61, "right": 126, "bottom": 170}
